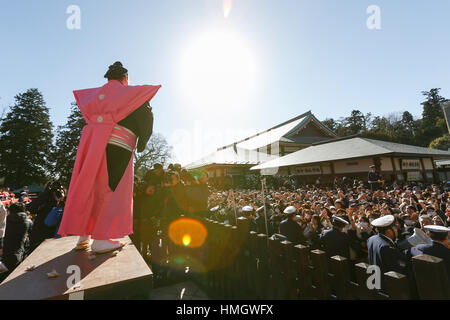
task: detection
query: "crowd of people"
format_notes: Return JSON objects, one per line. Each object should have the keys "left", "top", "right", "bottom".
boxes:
{"left": 132, "top": 163, "right": 210, "bottom": 262}
{"left": 132, "top": 163, "right": 449, "bottom": 294}
{"left": 0, "top": 182, "right": 66, "bottom": 282}
{"left": 0, "top": 187, "right": 33, "bottom": 264}
{"left": 206, "top": 176, "right": 450, "bottom": 293}
{"left": 1, "top": 163, "right": 449, "bottom": 297}
{"left": 208, "top": 181, "right": 449, "bottom": 239}
{"left": 0, "top": 188, "right": 31, "bottom": 207}
{"left": 0, "top": 161, "right": 211, "bottom": 282}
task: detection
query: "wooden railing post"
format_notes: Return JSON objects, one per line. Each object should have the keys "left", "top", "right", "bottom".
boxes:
{"left": 229, "top": 225, "right": 240, "bottom": 299}
{"left": 207, "top": 219, "right": 215, "bottom": 291}
{"left": 280, "top": 240, "right": 297, "bottom": 299}
{"left": 330, "top": 255, "right": 350, "bottom": 300}
{"left": 248, "top": 231, "right": 258, "bottom": 298}
{"left": 383, "top": 271, "right": 410, "bottom": 300}
{"left": 354, "top": 262, "right": 390, "bottom": 300}
{"left": 150, "top": 229, "right": 169, "bottom": 287}
{"left": 294, "top": 244, "right": 312, "bottom": 299}
{"left": 412, "top": 254, "right": 450, "bottom": 300}
{"left": 216, "top": 222, "right": 227, "bottom": 297}
{"left": 236, "top": 217, "right": 250, "bottom": 299}
{"left": 222, "top": 224, "right": 233, "bottom": 298}
{"left": 267, "top": 236, "right": 281, "bottom": 299}
{"left": 310, "top": 249, "right": 331, "bottom": 299}
{"left": 256, "top": 233, "right": 269, "bottom": 299}
{"left": 201, "top": 219, "right": 211, "bottom": 290}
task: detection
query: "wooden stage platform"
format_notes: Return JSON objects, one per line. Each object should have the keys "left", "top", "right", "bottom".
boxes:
{"left": 0, "top": 236, "right": 153, "bottom": 300}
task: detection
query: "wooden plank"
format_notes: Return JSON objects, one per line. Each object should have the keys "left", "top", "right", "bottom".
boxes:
{"left": 0, "top": 236, "right": 152, "bottom": 300}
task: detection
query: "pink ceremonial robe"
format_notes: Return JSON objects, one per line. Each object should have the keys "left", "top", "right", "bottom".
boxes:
{"left": 58, "top": 80, "right": 161, "bottom": 240}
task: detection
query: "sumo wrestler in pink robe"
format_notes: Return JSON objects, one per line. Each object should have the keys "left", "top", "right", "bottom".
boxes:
{"left": 58, "top": 80, "right": 161, "bottom": 241}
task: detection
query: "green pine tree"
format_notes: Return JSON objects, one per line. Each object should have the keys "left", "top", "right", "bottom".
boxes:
{"left": 52, "top": 102, "right": 85, "bottom": 186}
{"left": 0, "top": 89, "right": 54, "bottom": 187}
{"left": 345, "top": 110, "right": 367, "bottom": 135}
{"left": 417, "top": 88, "right": 448, "bottom": 146}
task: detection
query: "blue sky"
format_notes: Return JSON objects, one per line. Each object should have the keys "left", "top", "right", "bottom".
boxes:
{"left": 1, "top": 1, "right": 450, "bottom": 165}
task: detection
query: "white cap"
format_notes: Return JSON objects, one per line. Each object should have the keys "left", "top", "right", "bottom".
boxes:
{"left": 210, "top": 206, "right": 220, "bottom": 212}
{"left": 333, "top": 216, "right": 349, "bottom": 225}
{"left": 424, "top": 225, "right": 450, "bottom": 233}
{"left": 371, "top": 215, "right": 395, "bottom": 228}
{"left": 242, "top": 206, "right": 254, "bottom": 212}
{"left": 284, "top": 206, "right": 297, "bottom": 214}
{"left": 407, "top": 228, "right": 433, "bottom": 246}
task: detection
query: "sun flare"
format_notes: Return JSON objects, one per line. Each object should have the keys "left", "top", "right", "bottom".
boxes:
{"left": 223, "top": 0, "right": 233, "bottom": 18}
{"left": 182, "top": 234, "right": 191, "bottom": 247}
{"left": 180, "top": 29, "right": 258, "bottom": 112}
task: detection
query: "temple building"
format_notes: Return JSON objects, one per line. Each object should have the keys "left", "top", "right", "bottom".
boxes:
{"left": 251, "top": 136, "right": 450, "bottom": 184}
{"left": 185, "top": 111, "right": 337, "bottom": 186}
{"left": 435, "top": 159, "right": 450, "bottom": 181}
{"left": 187, "top": 110, "right": 450, "bottom": 186}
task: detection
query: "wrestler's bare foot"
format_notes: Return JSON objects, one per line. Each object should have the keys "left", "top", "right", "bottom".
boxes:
{"left": 91, "top": 239, "right": 126, "bottom": 254}
{"left": 75, "top": 235, "right": 92, "bottom": 250}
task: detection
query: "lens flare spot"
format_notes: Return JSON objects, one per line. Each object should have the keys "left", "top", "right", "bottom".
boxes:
{"left": 174, "top": 257, "right": 185, "bottom": 265}
{"left": 223, "top": 0, "right": 233, "bottom": 18}
{"left": 182, "top": 234, "right": 191, "bottom": 247}
{"left": 169, "top": 218, "right": 208, "bottom": 248}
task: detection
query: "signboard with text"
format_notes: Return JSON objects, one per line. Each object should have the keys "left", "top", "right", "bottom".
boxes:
{"left": 402, "top": 159, "right": 421, "bottom": 170}
{"left": 294, "top": 166, "right": 321, "bottom": 175}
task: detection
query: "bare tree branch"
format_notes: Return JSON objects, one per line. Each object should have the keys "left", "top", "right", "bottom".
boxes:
{"left": 134, "top": 132, "right": 173, "bottom": 178}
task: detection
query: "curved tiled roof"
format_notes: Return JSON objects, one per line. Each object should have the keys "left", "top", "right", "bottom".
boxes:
{"left": 251, "top": 137, "right": 450, "bottom": 171}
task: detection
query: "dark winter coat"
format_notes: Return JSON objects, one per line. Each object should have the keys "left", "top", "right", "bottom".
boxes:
{"left": 2, "top": 211, "right": 33, "bottom": 271}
